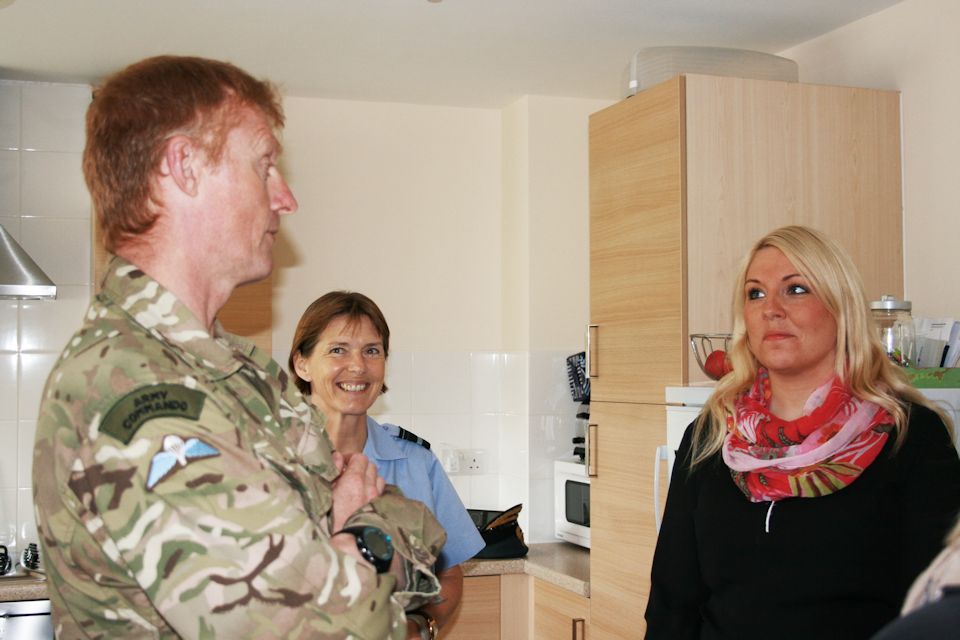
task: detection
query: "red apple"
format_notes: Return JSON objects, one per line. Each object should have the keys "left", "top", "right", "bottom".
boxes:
{"left": 704, "top": 349, "right": 732, "bottom": 379}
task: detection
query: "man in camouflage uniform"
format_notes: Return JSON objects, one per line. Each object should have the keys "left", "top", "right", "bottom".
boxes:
{"left": 33, "top": 56, "right": 444, "bottom": 639}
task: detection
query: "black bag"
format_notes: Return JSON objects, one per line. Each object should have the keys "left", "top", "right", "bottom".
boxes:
{"left": 468, "top": 503, "right": 529, "bottom": 559}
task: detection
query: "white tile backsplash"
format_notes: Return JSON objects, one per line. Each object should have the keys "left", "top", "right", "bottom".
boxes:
{"left": 501, "top": 351, "right": 528, "bottom": 415}
{"left": 0, "top": 355, "right": 17, "bottom": 420}
{"left": 409, "top": 413, "right": 472, "bottom": 451}
{"left": 20, "top": 217, "right": 91, "bottom": 286}
{"left": 20, "top": 151, "right": 89, "bottom": 218}
{"left": 498, "top": 413, "right": 529, "bottom": 470}
{"left": 21, "top": 84, "right": 89, "bottom": 153}
{"left": 468, "top": 474, "right": 502, "bottom": 510}
{"left": 0, "top": 84, "right": 20, "bottom": 151}
{"left": 4, "top": 82, "right": 92, "bottom": 550}
{"left": 0, "top": 489, "right": 16, "bottom": 550}
{"left": 0, "top": 150, "right": 19, "bottom": 214}
{"left": 470, "top": 352, "right": 501, "bottom": 413}
{"left": 20, "top": 285, "right": 89, "bottom": 352}
{"left": 16, "top": 421, "right": 36, "bottom": 488}
{"left": 498, "top": 475, "right": 530, "bottom": 537}
{"left": 367, "top": 346, "right": 574, "bottom": 542}
{"left": 0, "top": 305, "right": 18, "bottom": 352}
{"left": 468, "top": 413, "right": 500, "bottom": 455}
{"left": 19, "top": 353, "right": 59, "bottom": 420}
{"left": 449, "top": 474, "right": 471, "bottom": 502}
{"left": 0, "top": 421, "right": 16, "bottom": 488}
{"left": 17, "top": 487, "right": 36, "bottom": 549}
{"left": 527, "top": 475, "right": 554, "bottom": 543}
{"left": 530, "top": 350, "right": 574, "bottom": 414}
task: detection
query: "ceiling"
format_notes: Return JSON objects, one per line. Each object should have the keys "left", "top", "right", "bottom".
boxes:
{"left": 0, "top": 0, "right": 904, "bottom": 108}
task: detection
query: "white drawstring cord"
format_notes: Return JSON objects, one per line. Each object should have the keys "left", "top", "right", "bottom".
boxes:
{"left": 765, "top": 501, "right": 776, "bottom": 533}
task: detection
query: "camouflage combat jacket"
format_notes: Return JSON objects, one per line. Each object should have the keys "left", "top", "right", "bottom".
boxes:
{"left": 33, "top": 257, "right": 444, "bottom": 639}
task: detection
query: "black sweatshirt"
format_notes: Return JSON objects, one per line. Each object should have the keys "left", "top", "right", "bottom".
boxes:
{"left": 645, "top": 403, "right": 960, "bottom": 640}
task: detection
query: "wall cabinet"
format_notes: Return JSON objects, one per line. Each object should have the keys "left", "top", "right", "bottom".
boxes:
{"left": 587, "top": 74, "right": 903, "bottom": 638}
{"left": 533, "top": 578, "right": 589, "bottom": 640}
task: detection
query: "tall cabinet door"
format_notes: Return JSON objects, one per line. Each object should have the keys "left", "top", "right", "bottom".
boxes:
{"left": 588, "top": 401, "right": 667, "bottom": 639}
{"left": 683, "top": 74, "right": 903, "bottom": 381}
{"left": 588, "top": 77, "right": 687, "bottom": 404}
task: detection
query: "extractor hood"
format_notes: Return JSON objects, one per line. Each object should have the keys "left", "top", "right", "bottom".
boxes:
{"left": 0, "top": 223, "right": 56, "bottom": 299}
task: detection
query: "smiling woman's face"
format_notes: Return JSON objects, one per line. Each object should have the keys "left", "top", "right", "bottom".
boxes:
{"left": 293, "top": 314, "right": 386, "bottom": 420}
{"left": 743, "top": 247, "right": 838, "bottom": 386}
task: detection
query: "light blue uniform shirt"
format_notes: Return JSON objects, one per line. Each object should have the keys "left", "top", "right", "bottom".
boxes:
{"left": 363, "top": 416, "right": 485, "bottom": 570}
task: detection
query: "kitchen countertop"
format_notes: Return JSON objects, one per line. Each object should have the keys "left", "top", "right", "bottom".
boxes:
{"left": 462, "top": 541, "right": 590, "bottom": 597}
{"left": 0, "top": 542, "right": 591, "bottom": 603}
{"left": 0, "top": 572, "right": 48, "bottom": 602}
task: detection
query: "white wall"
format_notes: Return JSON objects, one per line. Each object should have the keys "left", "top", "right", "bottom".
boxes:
{"left": 0, "top": 81, "right": 92, "bottom": 558}
{"left": 272, "top": 93, "right": 610, "bottom": 540}
{"left": 780, "top": 0, "right": 960, "bottom": 319}
{"left": 273, "top": 97, "right": 503, "bottom": 356}
{"left": 502, "top": 95, "right": 612, "bottom": 539}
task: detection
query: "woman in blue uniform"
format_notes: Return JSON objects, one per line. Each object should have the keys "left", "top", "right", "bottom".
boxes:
{"left": 290, "top": 291, "right": 484, "bottom": 639}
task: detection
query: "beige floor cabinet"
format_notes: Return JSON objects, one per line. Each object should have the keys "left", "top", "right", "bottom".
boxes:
{"left": 533, "top": 578, "right": 589, "bottom": 639}
{"left": 587, "top": 74, "right": 904, "bottom": 638}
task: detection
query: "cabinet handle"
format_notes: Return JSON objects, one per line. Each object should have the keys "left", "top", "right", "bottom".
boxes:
{"left": 572, "top": 617, "right": 586, "bottom": 640}
{"left": 586, "top": 324, "right": 598, "bottom": 378}
{"left": 587, "top": 423, "right": 598, "bottom": 477}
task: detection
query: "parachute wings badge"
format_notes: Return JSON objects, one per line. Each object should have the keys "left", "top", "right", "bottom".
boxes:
{"left": 146, "top": 434, "right": 220, "bottom": 491}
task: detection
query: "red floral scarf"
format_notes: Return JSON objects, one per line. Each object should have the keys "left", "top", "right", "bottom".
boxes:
{"left": 722, "top": 368, "right": 893, "bottom": 502}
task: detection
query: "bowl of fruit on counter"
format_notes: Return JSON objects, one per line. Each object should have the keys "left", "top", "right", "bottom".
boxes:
{"left": 690, "top": 333, "right": 733, "bottom": 380}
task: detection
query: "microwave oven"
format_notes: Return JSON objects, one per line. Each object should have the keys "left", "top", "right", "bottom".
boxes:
{"left": 554, "top": 459, "right": 591, "bottom": 548}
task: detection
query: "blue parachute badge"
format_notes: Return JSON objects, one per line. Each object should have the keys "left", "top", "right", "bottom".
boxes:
{"left": 145, "top": 434, "right": 220, "bottom": 491}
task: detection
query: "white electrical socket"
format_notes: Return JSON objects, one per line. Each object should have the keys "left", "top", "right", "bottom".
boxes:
{"left": 452, "top": 448, "right": 488, "bottom": 475}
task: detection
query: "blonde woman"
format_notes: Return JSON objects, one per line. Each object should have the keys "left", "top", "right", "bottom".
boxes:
{"left": 645, "top": 226, "right": 960, "bottom": 640}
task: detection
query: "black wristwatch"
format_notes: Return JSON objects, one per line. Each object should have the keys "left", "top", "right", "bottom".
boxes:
{"left": 338, "top": 525, "right": 394, "bottom": 574}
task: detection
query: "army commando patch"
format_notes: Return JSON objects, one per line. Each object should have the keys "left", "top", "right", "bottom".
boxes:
{"left": 101, "top": 384, "right": 206, "bottom": 444}
{"left": 146, "top": 435, "right": 220, "bottom": 491}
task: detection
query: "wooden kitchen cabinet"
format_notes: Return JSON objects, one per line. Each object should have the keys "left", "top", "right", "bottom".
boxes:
{"left": 443, "top": 573, "right": 531, "bottom": 640}
{"left": 587, "top": 74, "right": 903, "bottom": 638}
{"left": 589, "top": 74, "right": 903, "bottom": 398}
{"left": 533, "top": 578, "right": 589, "bottom": 640}
{"left": 586, "top": 402, "right": 667, "bottom": 639}
{"left": 442, "top": 575, "right": 501, "bottom": 639}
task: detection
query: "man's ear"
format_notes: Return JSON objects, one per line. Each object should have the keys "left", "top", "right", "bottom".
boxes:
{"left": 159, "top": 135, "right": 201, "bottom": 197}
{"left": 292, "top": 352, "right": 313, "bottom": 382}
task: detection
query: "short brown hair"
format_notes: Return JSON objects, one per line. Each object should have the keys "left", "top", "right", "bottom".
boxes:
{"left": 289, "top": 291, "right": 391, "bottom": 396}
{"left": 83, "top": 55, "right": 284, "bottom": 252}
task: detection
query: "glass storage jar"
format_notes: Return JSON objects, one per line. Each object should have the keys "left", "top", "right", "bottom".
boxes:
{"left": 870, "top": 294, "right": 915, "bottom": 367}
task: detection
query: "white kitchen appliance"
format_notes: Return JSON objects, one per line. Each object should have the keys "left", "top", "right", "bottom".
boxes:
{"left": 653, "top": 385, "right": 714, "bottom": 532}
{"left": 554, "top": 459, "right": 591, "bottom": 548}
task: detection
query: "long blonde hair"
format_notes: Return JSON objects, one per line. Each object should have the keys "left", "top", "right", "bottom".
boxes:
{"left": 691, "top": 225, "right": 945, "bottom": 466}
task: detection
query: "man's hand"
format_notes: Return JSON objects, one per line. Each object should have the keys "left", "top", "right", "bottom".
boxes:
{"left": 330, "top": 451, "right": 385, "bottom": 532}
